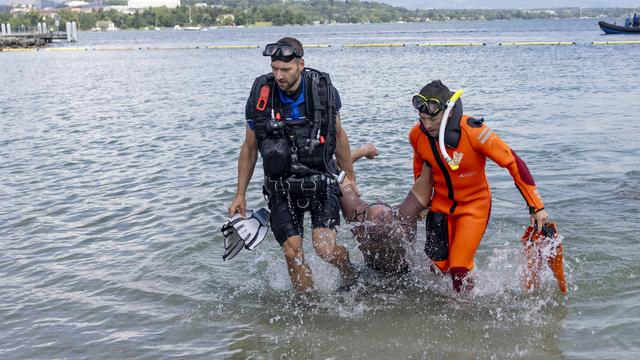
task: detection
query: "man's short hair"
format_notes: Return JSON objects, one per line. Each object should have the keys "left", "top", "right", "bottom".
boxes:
{"left": 276, "top": 37, "right": 304, "bottom": 57}
{"left": 419, "top": 80, "right": 453, "bottom": 104}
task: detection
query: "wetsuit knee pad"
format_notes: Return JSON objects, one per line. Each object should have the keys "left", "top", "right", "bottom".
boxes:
{"left": 424, "top": 212, "right": 449, "bottom": 261}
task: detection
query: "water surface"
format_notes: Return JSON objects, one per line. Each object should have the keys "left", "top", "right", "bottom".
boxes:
{"left": 1, "top": 19, "right": 639, "bottom": 359}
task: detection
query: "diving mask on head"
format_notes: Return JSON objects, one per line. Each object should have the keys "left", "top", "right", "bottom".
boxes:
{"left": 412, "top": 94, "right": 446, "bottom": 117}
{"left": 263, "top": 43, "right": 303, "bottom": 62}
{"left": 413, "top": 89, "right": 465, "bottom": 170}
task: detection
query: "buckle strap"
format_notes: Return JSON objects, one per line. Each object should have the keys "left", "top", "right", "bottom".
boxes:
{"left": 264, "top": 175, "right": 336, "bottom": 195}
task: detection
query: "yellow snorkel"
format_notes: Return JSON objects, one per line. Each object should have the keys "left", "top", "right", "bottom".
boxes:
{"left": 438, "top": 89, "right": 464, "bottom": 171}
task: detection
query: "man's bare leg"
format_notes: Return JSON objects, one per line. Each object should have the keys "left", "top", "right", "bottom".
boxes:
{"left": 283, "top": 235, "right": 314, "bottom": 293}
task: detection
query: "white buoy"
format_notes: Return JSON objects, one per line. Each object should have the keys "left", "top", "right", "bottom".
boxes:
{"left": 43, "top": 23, "right": 48, "bottom": 33}
{"left": 71, "top": 21, "right": 77, "bottom": 42}
{"left": 1, "top": 24, "right": 6, "bottom": 35}
{"left": 66, "top": 22, "right": 71, "bottom": 42}
{"left": 7, "top": 23, "right": 11, "bottom": 35}
{"left": 37, "top": 22, "right": 42, "bottom": 34}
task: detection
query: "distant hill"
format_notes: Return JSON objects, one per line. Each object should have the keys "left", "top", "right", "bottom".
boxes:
{"left": 1, "top": 0, "right": 638, "bottom": 31}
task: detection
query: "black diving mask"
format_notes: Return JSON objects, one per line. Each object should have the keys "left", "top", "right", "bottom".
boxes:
{"left": 263, "top": 43, "right": 303, "bottom": 62}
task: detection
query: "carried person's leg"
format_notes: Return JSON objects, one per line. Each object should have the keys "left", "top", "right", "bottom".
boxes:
{"left": 312, "top": 228, "right": 356, "bottom": 281}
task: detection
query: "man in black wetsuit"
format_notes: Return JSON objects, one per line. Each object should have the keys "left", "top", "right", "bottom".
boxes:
{"left": 228, "top": 37, "right": 358, "bottom": 293}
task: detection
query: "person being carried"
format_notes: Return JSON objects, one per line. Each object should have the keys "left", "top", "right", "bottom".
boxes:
{"left": 408, "top": 80, "right": 550, "bottom": 293}
{"left": 338, "top": 144, "right": 432, "bottom": 273}
{"left": 228, "top": 37, "right": 358, "bottom": 293}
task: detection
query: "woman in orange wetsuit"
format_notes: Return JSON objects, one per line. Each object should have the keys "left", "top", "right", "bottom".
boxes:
{"left": 409, "top": 80, "right": 550, "bottom": 293}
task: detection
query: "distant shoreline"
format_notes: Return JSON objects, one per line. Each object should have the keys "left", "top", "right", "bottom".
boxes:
{"left": 1, "top": 3, "right": 636, "bottom": 31}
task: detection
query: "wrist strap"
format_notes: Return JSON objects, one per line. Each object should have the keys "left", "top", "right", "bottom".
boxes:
{"left": 528, "top": 206, "right": 545, "bottom": 215}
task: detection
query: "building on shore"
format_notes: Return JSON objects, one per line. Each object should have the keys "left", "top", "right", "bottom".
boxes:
{"left": 128, "top": 0, "right": 180, "bottom": 9}
{"left": 64, "top": 0, "right": 89, "bottom": 7}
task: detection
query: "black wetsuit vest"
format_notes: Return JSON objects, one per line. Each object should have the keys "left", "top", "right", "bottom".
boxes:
{"left": 246, "top": 68, "right": 338, "bottom": 180}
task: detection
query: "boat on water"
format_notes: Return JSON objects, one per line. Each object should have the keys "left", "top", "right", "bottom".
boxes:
{"left": 599, "top": 21, "right": 640, "bottom": 34}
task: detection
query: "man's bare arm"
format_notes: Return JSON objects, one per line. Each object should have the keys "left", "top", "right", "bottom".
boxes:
{"left": 228, "top": 127, "right": 258, "bottom": 217}
{"left": 334, "top": 113, "right": 356, "bottom": 182}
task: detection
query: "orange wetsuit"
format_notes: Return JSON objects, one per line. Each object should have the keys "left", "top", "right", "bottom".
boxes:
{"left": 409, "top": 112, "right": 544, "bottom": 274}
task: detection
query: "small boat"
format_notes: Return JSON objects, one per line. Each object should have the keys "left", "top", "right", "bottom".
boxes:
{"left": 599, "top": 21, "right": 640, "bottom": 35}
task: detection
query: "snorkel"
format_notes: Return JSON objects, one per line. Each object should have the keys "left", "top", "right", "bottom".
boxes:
{"left": 438, "top": 90, "right": 464, "bottom": 171}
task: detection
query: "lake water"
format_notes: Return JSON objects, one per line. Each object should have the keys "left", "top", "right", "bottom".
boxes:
{"left": 1, "top": 18, "right": 639, "bottom": 359}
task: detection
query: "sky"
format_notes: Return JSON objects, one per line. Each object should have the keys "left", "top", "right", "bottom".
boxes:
{"left": 0, "top": 0, "right": 638, "bottom": 8}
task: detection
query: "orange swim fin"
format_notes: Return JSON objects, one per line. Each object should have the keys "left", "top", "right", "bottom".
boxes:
{"left": 541, "top": 223, "right": 567, "bottom": 293}
{"left": 521, "top": 225, "right": 542, "bottom": 292}
{"left": 521, "top": 222, "right": 567, "bottom": 293}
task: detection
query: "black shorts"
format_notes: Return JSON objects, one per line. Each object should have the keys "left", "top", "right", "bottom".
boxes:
{"left": 268, "top": 183, "right": 341, "bottom": 246}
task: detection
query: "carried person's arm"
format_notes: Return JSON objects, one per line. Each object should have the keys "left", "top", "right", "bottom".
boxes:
{"left": 351, "top": 143, "right": 379, "bottom": 164}
{"left": 228, "top": 127, "right": 258, "bottom": 217}
{"left": 468, "top": 121, "right": 549, "bottom": 228}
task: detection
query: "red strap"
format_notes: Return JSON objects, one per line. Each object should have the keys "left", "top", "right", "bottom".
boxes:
{"left": 256, "top": 85, "right": 269, "bottom": 111}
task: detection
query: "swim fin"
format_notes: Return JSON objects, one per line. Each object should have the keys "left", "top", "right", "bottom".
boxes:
{"left": 540, "top": 223, "right": 567, "bottom": 293}
{"left": 521, "top": 225, "right": 542, "bottom": 292}
{"left": 521, "top": 222, "right": 567, "bottom": 293}
{"left": 222, "top": 216, "right": 245, "bottom": 261}
{"left": 234, "top": 208, "right": 270, "bottom": 250}
{"left": 221, "top": 208, "right": 270, "bottom": 261}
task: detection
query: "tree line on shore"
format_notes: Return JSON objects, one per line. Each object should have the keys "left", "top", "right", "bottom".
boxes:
{"left": 0, "top": 0, "right": 636, "bottom": 31}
